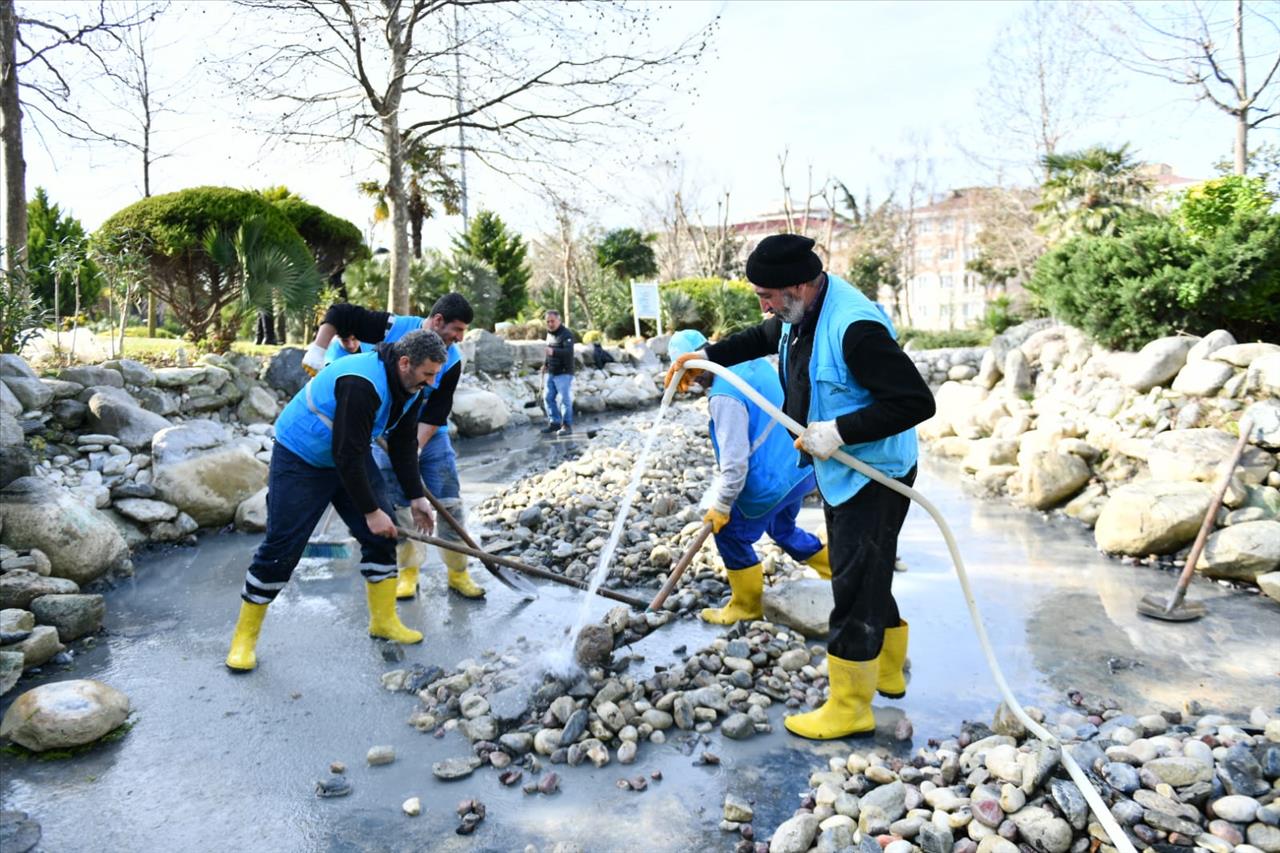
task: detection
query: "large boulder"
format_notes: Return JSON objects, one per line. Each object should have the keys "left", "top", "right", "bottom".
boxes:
{"left": 85, "top": 389, "right": 172, "bottom": 450}
{"left": 1246, "top": 400, "right": 1280, "bottom": 450}
{"left": 1003, "top": 348, "right": 1033, "bottom": 395}
{"left": 0, "top": 650, "right": 23, "bottom": 696}
{"left": 0, "top": 353, "right": 36, "bottom": 379}
{"left": 0, "top": 478, "right": 128, "bottom": 584}
{"left": 1195, "top": 520, "right": 1280, "bottom": 582}
{"left": 935, "top": 381, "right": 991, "bottom": 439}
{"left": 1186, "top": 329, "right": 1236, "bottom": 362}
{"left": 1, "top": 375, "right": 52, "bottom": 410}
{"left": 29, "top": 594, "right": 105, "bottom": 642}
{"left": 0, "top": 571, "right": 80, "bottom": 610}
{"left": 1249, "top": 354, "right": 1280, "bottom": 396}
{"left": 762, "top": 579, "right": 831, "bottom": 638}
{"left": 237, "top": 385, "right": 279, "bottom": 424}
{"left": 1018, "top": 451, "right": 1091, "bottom": 510}
{"left": 57, "top": 365, "right": 122, "bottom": 389}
{"left": 1170, "top": 359, "right": 1234, "bottom": 396}
{"left": 234, "top": 487, "right": 268, "bottom": 532}
{"left": 467, "top": 329, "right": 516, "bottom": 374}
{"left": 151, "top": 421, "right": 268, "bottom": 527}
{"left": 0, "top": 679, "right": 131, "bottom": 752}
{"left": 603, "top": 376, "right": 645, "bottom": 409}
{"left": 1209, "top": 342, "right": 1280, "bottom": 368}
{"left": 0, "top": 442, "right": 34, "bottom": 489}
{"left": 450, "top": 387, "right": 511, "bottom": 437}
{"left": 102, "top": 358, "right": 155, "bottom": 386}
{"left": 1122, "top": 336, "right": 1198, "bottom": 392}
{"left": 262, "top": 347, "right": 307, "bottom": 396}
{"left": 1094, "top": 481, "right": 1212, "bottom": 555}
{"left": 1147, "top": 428, "right": 1276, "bottom": 486}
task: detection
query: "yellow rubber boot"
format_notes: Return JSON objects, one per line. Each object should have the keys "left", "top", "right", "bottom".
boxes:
{"left": 395, "top": 541, "right": 420, "bottom": 600}
{"left": 366, "top": 578, "right": 423, "bottom": 644}
{"left": 442, "top": 548, "right": 485, "bottom": 599}
{"left": 225, "top": 601, "right": 268, "bottom": 671}
{"left": 805, "top": 546, "right": 831, "bottom": 580}
{"left": 877, "top": 621, "right": 909, "bottom": 699}
{"left": 700, "top": 564, "right": 763, "bottom": 625}
{"left": 784, "top": 654, "right": 878, "bottom": 740}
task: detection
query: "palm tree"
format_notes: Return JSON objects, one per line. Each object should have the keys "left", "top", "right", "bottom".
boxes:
{"left": 203, "top": 217, "right": 323, "bottom": 351}
{"left": 1035, "top": 145, "right": 1153, "bottom": 241}
{"left": 359, "top": 140, "right": 461, "bottom": 260}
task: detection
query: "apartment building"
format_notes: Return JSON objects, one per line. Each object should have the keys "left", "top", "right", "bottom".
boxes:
{"left": 888, "top": 188, "right": 995, "bottom": 331}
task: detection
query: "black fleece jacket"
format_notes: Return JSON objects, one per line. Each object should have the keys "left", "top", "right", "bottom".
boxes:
{"left": 330, "top": 344, "right": 425, "bottom": 513}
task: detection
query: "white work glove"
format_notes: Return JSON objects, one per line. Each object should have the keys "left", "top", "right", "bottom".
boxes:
{"left": 302, "top": 343, "right": 327, "bottom": 377}
{"left": 794, "top": 420, "right": 843, "bottom": 460}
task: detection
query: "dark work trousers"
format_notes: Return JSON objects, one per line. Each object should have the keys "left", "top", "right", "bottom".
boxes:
{"left": 824, "top": 465, "right": 916, "bottom": 662}
{"left": 240, "top": 443, "right": 398, "bottom": 604}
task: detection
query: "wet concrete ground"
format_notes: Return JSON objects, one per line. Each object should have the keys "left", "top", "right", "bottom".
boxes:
{"left": 3, "top": 416, "right": 1278, "bottom": 852}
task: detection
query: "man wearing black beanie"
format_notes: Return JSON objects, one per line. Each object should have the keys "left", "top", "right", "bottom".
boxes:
{"left": 664, "top": 233, "right": 935, "bottom": 740}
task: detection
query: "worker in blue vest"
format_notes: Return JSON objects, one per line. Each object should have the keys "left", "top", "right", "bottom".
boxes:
{"left": 665, "top": 234, "right": 935, "bottom": 740}
{"left": 666, "top": 329, "right": 830, "bottom": 625}
{"left": 225, "top": 330, "right": 446, "bottom": 671}
{"left": 306, "top": 294, "right": 485, "bottom": 599}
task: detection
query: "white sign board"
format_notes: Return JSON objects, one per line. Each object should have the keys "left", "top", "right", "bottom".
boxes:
{"left": 630, "top": 281, "right": 662, "bottom": 337}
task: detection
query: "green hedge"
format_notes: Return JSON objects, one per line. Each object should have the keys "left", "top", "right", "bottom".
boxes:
{"left": 898, "top": 328, "right": 991, "bottom": 349}
{"left": 660, "top": 278, "right": 760, "bottom": 337}
{"left": 1029, "top": 212, "right": 1280, "bottom": 350}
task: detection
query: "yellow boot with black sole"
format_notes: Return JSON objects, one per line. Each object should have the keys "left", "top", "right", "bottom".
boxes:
{"left": 783, "top": 653, "right": 878, "bottom": 740}
{"left": 876, "top": 621, "right": 909, "bottom": 698}
{"left": 700, "top": 563, "right": 763, "bottom": 625}
{"left": 805, "top": 546, "right": 831, "bottom": 580}
{"left": 366, "top": 578, "right": 423, "bottom": 644}
{"left": 395, "top": 541, "right": 420, "bottom": 600}
{"left": 442, "top": 548, "right": 486, "bottom": 599}
{"left": 225, "top": 601, "right": 268, "bottom": 671}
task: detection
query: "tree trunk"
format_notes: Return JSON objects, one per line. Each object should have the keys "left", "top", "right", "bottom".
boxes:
{"left": 147, "top": 292, "right": 156, "bottom": 336}
{"left": 381, "top": 10, "right": 410, "bottom": 314}
{"left": 275, "top": 307, "right": 286, "bottom": 344}
{"left": 408, "top": 181, "right": 424, "bottom": 259}
{"left": 1233, "top": 0, "right": 1247, "bottom": 176}
{"left": 0, "top": 0, "right": 26, "bottom": 269}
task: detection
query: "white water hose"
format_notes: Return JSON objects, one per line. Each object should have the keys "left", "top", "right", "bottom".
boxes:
{"left": 666, "top": 359, "right": 1137, "bottom": 853}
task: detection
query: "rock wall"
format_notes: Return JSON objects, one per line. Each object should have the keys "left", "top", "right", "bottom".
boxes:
{"left": 916, "top": 323, "right": 1280, "bottom": 598}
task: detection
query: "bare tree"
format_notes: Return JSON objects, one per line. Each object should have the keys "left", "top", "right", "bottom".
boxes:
{"left": 1105, "top": 0, "right": 1280, "bottom": 175}
{"left": 1, "top": 0, "right": 154, "bottom": 268}
{"left": 229, "top": 0, "right": 714, "bottom": 314}
{"left": 977, "top": 0, "right": 1108, "bottom": 180}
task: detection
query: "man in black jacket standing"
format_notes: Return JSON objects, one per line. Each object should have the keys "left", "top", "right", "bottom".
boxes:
{"left": 665, "top": 234, "right": 935, "bottom": 740}
{"left": 542, "top": 309, "right": 576, "bottom": 435}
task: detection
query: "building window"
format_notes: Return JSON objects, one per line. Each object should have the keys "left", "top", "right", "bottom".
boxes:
{"left": 939, "top": 247, "right": 955, "bottom": 261}
{"left": 938, "top": 217, "right": 953, "bottom": 231}
{"left": 940, "top": 275, "right": 953, "bottom": 289}
{"left": 964, "top": 246, "right": 979, "bottom": 261}
{"left": 916, "top": 218, "right": 932, "bottom": 233}
{"left": 915, "top": 248, "right": 933, "bottom": 264}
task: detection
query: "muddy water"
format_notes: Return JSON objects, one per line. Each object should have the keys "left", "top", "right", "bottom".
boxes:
{"left": 2, "top": 428, "right": 1277, "bottom": 853}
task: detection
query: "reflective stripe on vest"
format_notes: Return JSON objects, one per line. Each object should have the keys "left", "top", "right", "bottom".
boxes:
{"left": 275, "top": 350, "right": 422, "bottom": 469}
{"left": 779, "top": 274, "right": 918, "bottom": 505}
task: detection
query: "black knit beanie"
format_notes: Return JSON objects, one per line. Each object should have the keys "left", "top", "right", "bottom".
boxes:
{"left": 745, "top": 234, "right": 823, "bottom": 288}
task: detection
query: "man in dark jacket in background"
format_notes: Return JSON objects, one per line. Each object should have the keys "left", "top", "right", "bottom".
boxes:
{"left": 542, "top": 309, "right": 576, "bottom": 435}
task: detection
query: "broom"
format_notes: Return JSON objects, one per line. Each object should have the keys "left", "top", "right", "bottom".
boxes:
{"left": 302, "top": 505, "right": 353, "bottom": 560}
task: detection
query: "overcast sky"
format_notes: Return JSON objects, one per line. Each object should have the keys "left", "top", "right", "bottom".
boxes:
{"left": 20, "top": 0, "right": 1272, "bottom": 251}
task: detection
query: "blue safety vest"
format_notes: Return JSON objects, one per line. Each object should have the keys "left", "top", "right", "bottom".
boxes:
{"left": 707, "top": 358, "right": 812, "bottom": 518}
{"left": 386, "top": 314, "right": 424, "bottom": 341}
{"left": 275, "top": 350, "right": 423, "bottom": 468}
{"left": 779, "top": 274, "right": 918, "bottom": 505}
{"left": 329, "top": 316, "right": 462, "bottom": 403}
{"left": 324, "top": 339, "right": 374, "bottom": 364}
